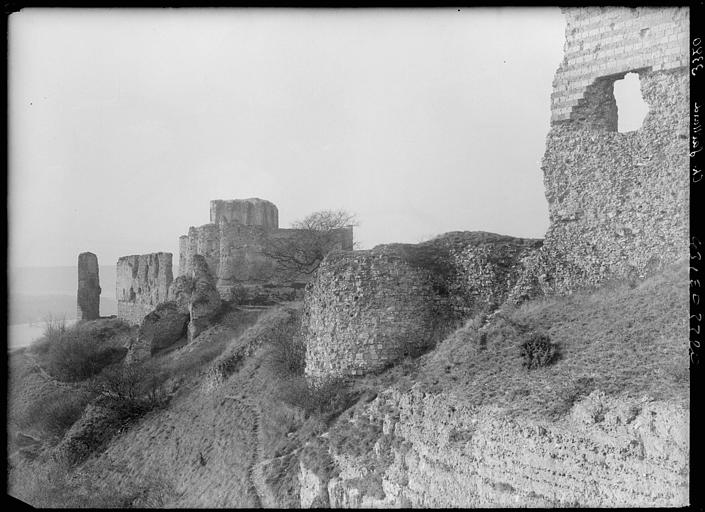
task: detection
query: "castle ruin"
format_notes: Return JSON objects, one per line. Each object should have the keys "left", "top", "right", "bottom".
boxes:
{"left": 513, "top": 6, "right": 689, "bottom": 297}
{"left": 116, "top": 198, "right": 353, "bottom": 325}
{"left": 302, "top": 6, "right": 690, "bottom": 383}
{"left": 303, "top": 232, "right": 542, "bottom": 382}
{"left": 178, "top": 198, "right": 354, "bottom": 303}
{"left": 77, "top": 252, "right": 100, "bottom": 321}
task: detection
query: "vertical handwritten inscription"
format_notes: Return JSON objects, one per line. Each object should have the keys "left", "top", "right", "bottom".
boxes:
{"left": 692, "top": 237, "right": 702, "bottom": 366}
{"left": 691, "top": 33, "right": 703, "bottom": 368}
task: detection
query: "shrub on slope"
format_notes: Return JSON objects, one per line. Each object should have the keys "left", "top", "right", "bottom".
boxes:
{"left": 419, "top": 260, "right": 689, "bottom": 420}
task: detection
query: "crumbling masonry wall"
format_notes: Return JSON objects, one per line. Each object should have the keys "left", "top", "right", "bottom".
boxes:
{"left": 303, "top": 232, "right": 541, "bottom": 382}
{"left": 77, "top": 252, "right": 100, "bottom": 320}
{"left": 116, "top": 252, "right": 174, "bottom": 325}
{"left": 178, "top": 198, "right": 354, "bottom": 303}
{"left": 512, "top": 7, "right": 689, "bottom": 298}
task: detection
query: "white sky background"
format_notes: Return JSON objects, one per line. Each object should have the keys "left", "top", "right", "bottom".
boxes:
{"left": 9, "top": 8, "right": 569, "bottom": 269}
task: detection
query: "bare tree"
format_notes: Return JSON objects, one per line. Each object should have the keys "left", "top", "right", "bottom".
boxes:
{"left": 263, "top": 209, "right": 357, "bottom": 277}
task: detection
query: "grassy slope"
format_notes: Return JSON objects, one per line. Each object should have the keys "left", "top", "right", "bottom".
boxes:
{"left": 414, "top": 259, "right": 689, "bottom": 420}
{"left": 8, "top": 261, "right": 688, "bottom": 507}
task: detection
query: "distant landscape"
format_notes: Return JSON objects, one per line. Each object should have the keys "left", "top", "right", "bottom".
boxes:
{"left": 9, "top": 266, "right": 119, "bottom": 325}
{"left": 8, "top": 266, "right": 120, "bottom": 350}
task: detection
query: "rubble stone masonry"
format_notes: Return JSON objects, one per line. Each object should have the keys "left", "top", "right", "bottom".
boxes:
{"left": 303, "top": 232, "right": 541, "bottom": 382}
{"left": 512, "top": 6, "right": 689, "bottom": 298}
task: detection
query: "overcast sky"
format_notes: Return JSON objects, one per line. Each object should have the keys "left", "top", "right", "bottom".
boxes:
{"left": 9, "top": 7, "right": 569, "bottom": 270}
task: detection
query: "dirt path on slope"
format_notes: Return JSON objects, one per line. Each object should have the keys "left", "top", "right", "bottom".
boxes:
{"left": 225, "top": 395, "right": 263, "bottom": 507}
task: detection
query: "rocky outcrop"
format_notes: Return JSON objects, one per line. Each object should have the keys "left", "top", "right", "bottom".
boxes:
{"left": 168, "top": 275, "right": 195, "bottom": 313}
{"left": 187, "top": 255, "right": 222, "bottom": 341}
{"left": 77, "top": 252, "right": 101, "bottom": 320}
{"left": 300, "top": 387, "right": 688, "bottom": 508}
{"left": 125, "top": 302, "right": 189, "bottom": 363}
{"left": 302, "top": 232, "right": 541, "bottom": 382}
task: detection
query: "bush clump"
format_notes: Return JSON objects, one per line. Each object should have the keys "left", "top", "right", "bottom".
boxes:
{"left": 23, "top": 391, "right": 92, "bottom": 443}
{"left": 519, "top": 332, "right": 558, "bottom": 369}
{"left": 40, "top": 319, "right": 131, "bottom": 382}
{"left": 93, "top": 364, "right": 169, "bottom": 421}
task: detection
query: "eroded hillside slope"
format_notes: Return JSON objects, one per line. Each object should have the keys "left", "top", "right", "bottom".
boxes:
{"left": 299, "top": 261, "right": 689, "bottom": 507}
{"left": 8, "top": 261, "right": 688, "bottom": 508}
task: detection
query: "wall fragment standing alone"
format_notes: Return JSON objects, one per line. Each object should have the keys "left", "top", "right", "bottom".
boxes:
{"left": 513, "top": 7, "right": 690, "bottom": 298}
{"left": 116, "top": 252, "right": 173, "bottom": 325}
{"left": 77, "top": 252, "right": 101, "bottom": 320}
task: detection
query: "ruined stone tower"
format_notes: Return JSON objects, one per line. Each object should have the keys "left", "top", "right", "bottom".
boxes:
{"left": 510, "top": 6, "right": 690, "bottom": 298}
{"left": 77, "top": 252, "right": 100, "bottom": 320}
{"left": 178, "top": 198, "right": 354, "bottom": 302}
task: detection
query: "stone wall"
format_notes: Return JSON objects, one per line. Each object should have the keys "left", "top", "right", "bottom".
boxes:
{"left": 77, "top": 252, "right": 100, "bottom": 320}
{"left": 116, "top": 252, "right": 174, "bottom": 325}
{"left": 513, "top": 7, "right": 689, "bottom": 298}
{"left": 178, "top": 198, "right": 354, "bottom": 303}
{"left": 303, "top": 232, "right": 541, "bottom": 382}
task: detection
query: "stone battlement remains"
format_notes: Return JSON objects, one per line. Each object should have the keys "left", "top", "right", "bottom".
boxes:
{"left": 303, "top": 232, "right": 541, "bottom": 382}
{"left": 179, "top": 198, "right": 354, "bottom": 303}
{"left": 116, "top": 252, "right": 173, "bottom": 325}
{"left": 510, "top": 6, "right": 689, "bottom": 299}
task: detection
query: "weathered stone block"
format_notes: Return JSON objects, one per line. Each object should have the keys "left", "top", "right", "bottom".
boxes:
{"left": 77, "top": 252, "right": 100, "bottom": 320}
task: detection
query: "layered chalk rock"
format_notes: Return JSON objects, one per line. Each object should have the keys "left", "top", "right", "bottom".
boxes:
{"left": 77, "top": 252, "right": 101, "bottom": 320}
{"left": 302, "top": 232, "right": 541, "bottom": 382}
{"left": 125, "top": 302, "right": 189, "bottom": 363}
{"left": 187, "top": 255, "right": 222, "bottom": 341}
{"left": 300, "top": 388, "right": 688, "bottom": 508}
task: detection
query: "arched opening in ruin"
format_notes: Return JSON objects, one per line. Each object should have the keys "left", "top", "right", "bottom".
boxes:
{"left": 613, "top": 72, "right": 649, "bottom": 133}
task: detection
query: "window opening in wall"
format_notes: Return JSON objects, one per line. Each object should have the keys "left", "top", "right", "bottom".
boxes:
{"left": 613, "top": 72, "right": 649, "bottom": 133}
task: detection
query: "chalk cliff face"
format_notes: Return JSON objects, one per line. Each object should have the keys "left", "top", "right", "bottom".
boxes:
{"left": 300, "top": 388, "right": 688, "bottom": 508}
{"left": 302, "top": 232, "right": 541, "bottom": 382}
